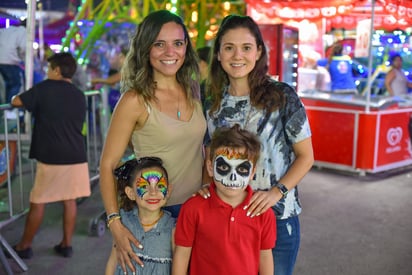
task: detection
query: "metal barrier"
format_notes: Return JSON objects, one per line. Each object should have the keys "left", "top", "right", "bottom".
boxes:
{"left": 0, "top": 90, "right": 108, "bottom": 274}
{"left": 0, "top": 106, "right": 29, "bottom": 274}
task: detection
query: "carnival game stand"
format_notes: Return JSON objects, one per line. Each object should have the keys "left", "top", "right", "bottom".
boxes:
{"left": 299, "top": 90, "right": 412, "bottom": 175}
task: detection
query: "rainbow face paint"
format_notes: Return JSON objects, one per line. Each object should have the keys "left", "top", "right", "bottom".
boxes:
{"left": 136, "top": 170, "right": 168, "bottom": 199}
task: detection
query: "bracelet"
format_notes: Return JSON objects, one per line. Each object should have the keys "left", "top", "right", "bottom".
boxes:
{"left": 106, "top": 212, "right": 120, "bottom": 221}
{"left": 106, "top": 212, "right": 121, "bottom": 229}
{"left": 107, "top": 216, "right": 121, "bottom": 228}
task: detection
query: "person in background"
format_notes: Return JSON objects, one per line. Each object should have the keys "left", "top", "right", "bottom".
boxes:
{"left": 196, "top": 46, "right": 211, "bottom": 109}
{"left": 0, "top": 18, "right": 26, "bottom": 103}
{"left": 173, "top": 124, "right": 276, "bottom": 275}
{"left": 384, "top": 54, "right": 412, "bottom": 96}
{"left": 99, "top": 10, "right": 205, "bottom": 273}
{"left": 327, "top": 43, "right": 357, "bottom": 93}
{"left": 10, "top": 52, "right": 90, "bottom": 259}
{"left": 105, "top": 157, "right": 175, "bottom": 275}
{"left": 201, "top": 15, "right": 314, "bottom": 275}
{"left": 299, "top": 52, "right": 331, "bottom": 92}
{"left": 38, "top": 44, "right": 89, "bottom": 92}
{"left": 91, "top": 49, "right": 128, "bottom": 111}
{"left": 71, "top": 63, "right": 89, "bottom": 92}
{"left": 91, "top": 48, "right": 128, "bottom": 87}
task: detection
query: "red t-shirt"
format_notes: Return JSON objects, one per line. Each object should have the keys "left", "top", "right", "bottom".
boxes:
{"left": 174, "top": 182, "right": 277, "bottom": 275}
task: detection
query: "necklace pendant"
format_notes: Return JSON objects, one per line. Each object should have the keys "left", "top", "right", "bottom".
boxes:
{"left": 177, "top": 111, "right": 181, "bottom": 120}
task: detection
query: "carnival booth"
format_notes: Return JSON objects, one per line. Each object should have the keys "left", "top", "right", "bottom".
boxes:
{"left": 299, "top": 91, "right": 412, "bottom": 174}
{"left": 248, "top": 0, "right": 412, "bottom": 174}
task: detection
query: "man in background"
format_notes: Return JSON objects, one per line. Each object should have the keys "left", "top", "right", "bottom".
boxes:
{"left": 0, "top": 19, "right": 27, "bottom": 103}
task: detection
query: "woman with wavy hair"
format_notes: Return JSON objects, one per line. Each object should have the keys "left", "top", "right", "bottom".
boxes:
{"left": 99, "top": 10, "right": 206, "bottom": 273}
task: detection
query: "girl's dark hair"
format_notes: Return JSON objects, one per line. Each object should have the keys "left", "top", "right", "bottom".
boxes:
{"left": 121, "top": 10, "right": 199, "bottom": 105}
{"left": 47, "top": 52, "right": 77, "bottom": 78}
{"left": 207, "top": 14, "right": 285, "bottom": 116}
{"left": 209, "top": 124, "right": 261, "bottom": 165}
{"left": 114, "top": 157, "right": 168, "bottom": 211}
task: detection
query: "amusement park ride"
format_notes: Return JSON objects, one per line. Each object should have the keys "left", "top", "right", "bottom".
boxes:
{"left": 61, "top": 0, "right": 246, "bottom": 62}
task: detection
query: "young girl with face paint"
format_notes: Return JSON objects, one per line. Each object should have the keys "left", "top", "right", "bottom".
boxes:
{"left": 173, "top": 125, "right": 277, "bottom": 275}
{"left": 106, "top": 157, "right": 175, "bottom": 275}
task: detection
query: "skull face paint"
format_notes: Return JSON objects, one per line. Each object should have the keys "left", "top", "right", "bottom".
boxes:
{"left": 136, "top": 170, "right": 168, "bottom": 199}
{"left": 213, "top": 155, "right": 253, "bottom": 189}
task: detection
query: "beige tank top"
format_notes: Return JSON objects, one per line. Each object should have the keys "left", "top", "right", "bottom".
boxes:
{"left": 131, "top": 101, "right": 206, "bottom": 206}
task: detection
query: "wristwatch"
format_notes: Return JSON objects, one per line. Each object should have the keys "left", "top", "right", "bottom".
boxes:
{"left": 276, "top": 183, "right": 289, "bottom": 198}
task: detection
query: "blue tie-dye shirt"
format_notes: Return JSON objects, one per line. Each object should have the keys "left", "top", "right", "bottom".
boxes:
{"left": 206, "top": 82, "right": 311, "bottom": 219}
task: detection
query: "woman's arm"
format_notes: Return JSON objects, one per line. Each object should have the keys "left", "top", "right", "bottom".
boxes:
{"left": 92, "top": 72, "right": 121, "bottom": 86}
{"left": 259, "top": 249, "right": 274, "bottom": 275}
{"left": 246, "top": 137, "right": 314, "bottom": 217}
{"left": 99, "top": 90, "right": 148, "bottom": 272}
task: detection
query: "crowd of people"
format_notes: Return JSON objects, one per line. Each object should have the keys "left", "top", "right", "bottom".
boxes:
{"left": 6, "top": 7, "right": 409, "bottom": 275}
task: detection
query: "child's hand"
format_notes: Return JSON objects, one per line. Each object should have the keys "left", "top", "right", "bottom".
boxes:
{"left": 195, "top": 183, "right": 210, "bottom": 199}
{"left": 110, "top": 219, "right": 144, "bottom": 273}
{"left": 244, "top": 188, "right": 281, "bottom": 217}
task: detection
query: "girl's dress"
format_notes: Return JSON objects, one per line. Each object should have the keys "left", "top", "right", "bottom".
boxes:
{"left": 115, "top": 208, "right": 175, "bottom": 275}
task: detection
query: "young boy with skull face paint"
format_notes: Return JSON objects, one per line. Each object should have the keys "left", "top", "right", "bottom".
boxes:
{"left": 106, "top": 157, "right": 176, "bottom": 275}
{"left": 173, "top": 124, "right": 277, "bottom": 275}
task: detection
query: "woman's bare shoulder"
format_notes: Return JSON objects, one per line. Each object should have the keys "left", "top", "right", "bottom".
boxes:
{"left": 113, "top": 89, "right": 149, "bottom": 121}
{"left": 117, "top": 90, "right": 147, "bottom": 107}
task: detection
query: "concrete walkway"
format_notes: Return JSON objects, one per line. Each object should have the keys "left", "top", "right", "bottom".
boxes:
{"left": 1, "top": 166, "right": 412, "bottom": 274}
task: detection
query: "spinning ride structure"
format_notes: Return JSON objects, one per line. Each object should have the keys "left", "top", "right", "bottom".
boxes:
{"left": 61, "top": 0, "right": 246, "bottom": 63}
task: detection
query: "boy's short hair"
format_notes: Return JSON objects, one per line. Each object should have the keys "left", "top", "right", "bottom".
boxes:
{"left": 47, "top": 52, "right": 77, "bottom": 79}
{"left": 209, "top": 124, "right": 261, "bottom": 164}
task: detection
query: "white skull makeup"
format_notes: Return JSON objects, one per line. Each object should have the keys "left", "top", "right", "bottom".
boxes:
{"left": 213, "top": 155, "right": 253, "bottom": 189}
